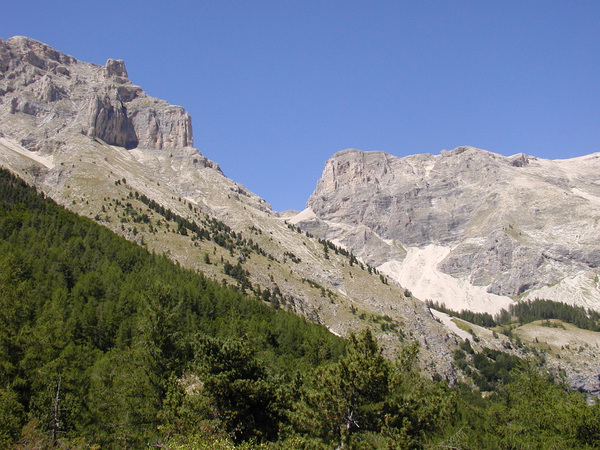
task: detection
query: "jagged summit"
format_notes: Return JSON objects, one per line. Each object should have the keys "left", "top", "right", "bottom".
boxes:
{"left": 1, "top": 35, "right": 78, "bottom": 68}
{"left": 0, "top": 35, "right": 193, "bottom": 152}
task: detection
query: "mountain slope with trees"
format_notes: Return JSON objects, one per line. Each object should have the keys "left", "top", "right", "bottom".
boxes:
{"left": 0, "top": 35, "right": 458, "bottom": 381}
{"left": 1, "top": 168, "right": 600, "bottom": 448}
{"left": 0, "top": 168, "right": 345, "bottom": 446}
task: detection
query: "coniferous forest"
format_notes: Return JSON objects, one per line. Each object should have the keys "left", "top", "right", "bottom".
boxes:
{"left": 1, "top": 168, "right": 600, "bottom": 449}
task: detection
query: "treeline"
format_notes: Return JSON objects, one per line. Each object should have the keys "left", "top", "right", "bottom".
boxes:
{"left": 1, "top": 168, "right": 600, "bottom": 448}
{"left": 508, "top": 299, "right": 600, "bottom": 331}
{"left": 288, "top": 221, "right": 384, "bottom": 278}
{"left": 318, "top": 237, "right": 382, "bottom": 276}
{"left": 132, "top": 190, "right": 268, "bottom": 259}
{"left": 427, "top": 298, "right": 600, "bottom": 331}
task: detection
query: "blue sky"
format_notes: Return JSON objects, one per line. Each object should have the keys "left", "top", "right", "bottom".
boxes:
{"left": 2, "top": 1, "right": 599, "bottom": 211}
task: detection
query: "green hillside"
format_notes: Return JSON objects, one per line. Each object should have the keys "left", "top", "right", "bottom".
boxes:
{"left": 0, "top": 168, "right": 344, "bottom": 446}
{"left": 1, "top": 168, "right": 599, "bottom": 449}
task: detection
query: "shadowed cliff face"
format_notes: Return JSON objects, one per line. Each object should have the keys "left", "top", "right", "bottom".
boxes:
{"left": 87, "top": 89, "right": 139, "bottom": 149}
{"left": 0, "top": 36, "right": 192, "bottom": 151}
{"left": 299, "top": 147, "right": 600, "bottom": 306}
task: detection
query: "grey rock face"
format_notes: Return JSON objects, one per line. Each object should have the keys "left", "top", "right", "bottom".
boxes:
{"left": 87, "top": 90, "right": 138, "bottom": 149}
{"left": 0, "top": 36, "right": 192, "bottom": 152}
{"left": 105, "top": 58, "right": 128, "bottom": 78}
{"left": 300, "top": 147, "right": 600, "bottom": 307}
{"left": 130, "top": 106, "right": 192, "bottom": 149}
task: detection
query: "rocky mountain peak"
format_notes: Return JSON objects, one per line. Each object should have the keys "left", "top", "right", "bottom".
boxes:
{"left": 298, "top": 146, "right": 600, "bottom": 313}
{"left": 314, "top": 148, "right": 396, "bottom": 192}
{"left": 105, "top": 58, "right": 128, "bottom": 78}
{"left": 2, "top": 35, "right": 77, "bottom": 72}
{"left": 0, "top": 36, "right": 193, "bottom": 152}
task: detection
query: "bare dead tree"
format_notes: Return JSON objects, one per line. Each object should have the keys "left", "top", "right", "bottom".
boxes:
{"left": 51, "top": 375, "right": 61, "bottom": 447}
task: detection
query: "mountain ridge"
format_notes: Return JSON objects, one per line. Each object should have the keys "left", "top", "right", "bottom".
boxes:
{"left": 1, "top": 36, "right": 600, "bottom": 393}
{"left": 295, "top": 145, "right": 600, "bottom": 314}
{"left": 0, "top": 35, "right": 461, "bottom": 377}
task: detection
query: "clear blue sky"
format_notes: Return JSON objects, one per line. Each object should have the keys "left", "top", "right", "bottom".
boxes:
{"left": 2, "top": 1, "right": 599, "bottom": 211}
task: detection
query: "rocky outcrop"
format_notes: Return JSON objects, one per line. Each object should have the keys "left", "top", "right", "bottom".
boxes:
{"left": 0, "top": 35, "right": 76, "bottom": 74}
{"left": 87, "top": 89, "right": 138, "bottom": 149}
{"left": 297, "top": 147, "right": 600, "bottom": 311}
{"left": 0, "top": 36, "right": 193, "bottom": 152}
{"left": 105, "top": 58, "right": 128, "bottom": 78}
{"left": 130, "top": 106, "right": 192, "bottom": 149}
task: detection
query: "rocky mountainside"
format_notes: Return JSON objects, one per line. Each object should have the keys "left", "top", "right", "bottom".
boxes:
{"left": 293, "top": 147, "right": 600, "bottom": 314}
{"left": 0, "top": 36, "right": 460, "bottom": 378}
{"left": 1, "top": 36, "right": 599, "bottom": 393}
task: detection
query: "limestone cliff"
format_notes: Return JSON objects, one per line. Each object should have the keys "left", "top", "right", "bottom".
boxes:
{"left": 295, "top": 147, "right": 600, "bottom": 313}
{"left": 0, "top": 36, "right": 192, "bottom": 152}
